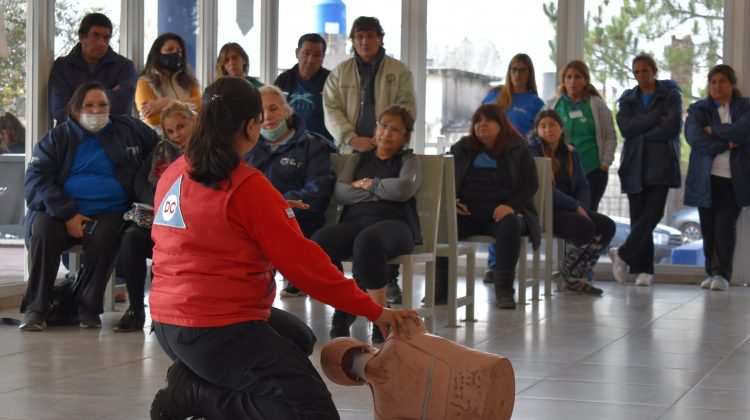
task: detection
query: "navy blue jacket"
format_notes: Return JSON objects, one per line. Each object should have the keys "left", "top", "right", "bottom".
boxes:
{"left": 684, "top": 96, "right": 750, "bottom": 208}
{"left": 49, "top": 44, "right": 137, "bottom": 124}
{"left": 24, "top": 116, "right": 158, "bottom": 240}
{"left": 274, "top": 65, "right": 332, "bottom": 140}
{"left": 616, "top": 79, "right": 682, "bottom": 194}
{"left": 244, "top": 114, "right": 337, "bottom": 229}
{"left": 529, "top": 136, "right": 591, "bottom": 212}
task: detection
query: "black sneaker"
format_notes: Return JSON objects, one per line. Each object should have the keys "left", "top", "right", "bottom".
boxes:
{"left": 78, "top": 309, "right": 102, "bottom": 329}
{"left": 150, "top": 360, "right": 204, "bottom": 420}
{"left": 279, "top": 283, "right": 306, "bottom": 298}
{"left": 329, "top": 311, "right": 356, "bottom": 339}
{"left": 494, "top": 288, "right": 517, "bottom": 310}
{"left": 483, "top": 270, "right": 495, "bottom": 284}
{"left": 114, "top": 308, "right": 146, "bottom": 332}
{"left": 563, "top": 278, "right": 603, "bottom": 295}
{"left": 386, "top": 280, "right": 402, "bottom": 304}
{"left": 19, "top": 311, "right": 46, "bottom": 332}
{"left": 372, "top": 324, "right": 385, "bottom": 344}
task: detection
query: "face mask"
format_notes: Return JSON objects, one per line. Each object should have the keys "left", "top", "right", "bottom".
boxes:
{"left": 79, "top": 113, "right": 110, "bottom": 133}
{"left": 158, "top": 52, "right": 183, "bottom": 71}
{"left": 261, "top": 120, "right": 289, "bottom": 142}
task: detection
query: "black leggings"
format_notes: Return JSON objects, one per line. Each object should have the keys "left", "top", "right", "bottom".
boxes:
{"left": 119, "top": 224, "right": 153, "bottom": 311}
{"left": 311, "top": 219, "right": 414, "bottom": 290}
{"left": 24, "top": 211, "right": 122, "bottom": 316}
{"left": 586, "top": 168, "right": 609, "bottom": 213}
{"left": 618, "top": 185, "right": 669, "bottom": 274}
{"left": 553, "top": 209, "right": 615, "bottom": 278}
{"left": 457, "top": 214, "right": 526, "bottom": 272}
{"left": 699, "top": 176, "right": 742, "bottom": 279}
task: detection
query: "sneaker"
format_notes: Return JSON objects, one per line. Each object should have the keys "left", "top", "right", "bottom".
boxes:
{"left": 78, "top": 310, "right": 102, "bottom": 329}
{"left": 114, "top": 308, "right": 146, "bottom": 332}
{"left": 562, "top": 278, "right": 604, "bottom": 295}
{"left": 150, "top": 360, "right": 204, "bottom": 420}
{"left": 483, "top": 270, "right": 495, "bottom": 284}
{"left": 700, "top": 276, "right": 714, "bottom": 289}
{"left": 710, "top": 276, "right": 729, "bottom": 291}
{"left": 329, "top": 311, "right": 356, "bottom": 339}
{"left": 635, "top": 273, "right": 653, "bottom": 287}
{"left": 609, "top": 248, "right": 629, "bottom": 284}
{"left": 279, "top": 283, "right": 306, "bottom": 298}
{"left": 372, "top": 324, "right": 385, "bottom": 344}
{"left": 386, "top": 280, "right": 402, "bottom": 304}
{"left": 494, "top": 288, "right": 517, "bottom": 309}
{"left": 19, "top": 311, "right": 46, "bottom": 332}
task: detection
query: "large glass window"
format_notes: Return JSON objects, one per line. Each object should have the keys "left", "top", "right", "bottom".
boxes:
{"left": 0, "top": 0, "right": 26, "bottom": 285}
{"left": 277, "top": 0, "right": 402, "bottom": 79}
{"left": 217, "top": 0, "right": 263, "bottom": 82}
{"left": 144, "top": 0, "right": 199, "bottom": 71}
{"left": 425, "top": 0, "right": 557, "bottom": 154}
{"left": 582, "top": 0, "right": 723, "bottom": 267}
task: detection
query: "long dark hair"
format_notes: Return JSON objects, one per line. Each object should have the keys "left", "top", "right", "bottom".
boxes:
{"left": 0, "top": 112, "right": 25, "bottom": 152}
{"left": 142, "top": 33, "right": 198, "bottom": 95}
{"left": 186, "top": 77, "right": 263, "bottom": 188}
{"left": 533, "top": 109, "right": 572, "bottom": 182}
{"left": 468, "top": 104, "right": 523, "bottom": 157}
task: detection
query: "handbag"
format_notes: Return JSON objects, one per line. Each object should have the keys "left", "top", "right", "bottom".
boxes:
{"left": 124, "top": 203, "right": 155, "bottom": 229}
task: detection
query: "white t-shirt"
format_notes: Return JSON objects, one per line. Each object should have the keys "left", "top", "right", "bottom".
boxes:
{"left": 711, "top": 104, "right": 732, "bottom": 178}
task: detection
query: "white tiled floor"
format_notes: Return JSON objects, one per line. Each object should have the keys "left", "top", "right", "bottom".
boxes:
{"left": 1, "top": 279, "right": 750, "bottom": 419}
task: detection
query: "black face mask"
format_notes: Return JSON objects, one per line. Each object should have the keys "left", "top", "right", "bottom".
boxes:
{"left": 158, "top": 52, "right": 183, "bottom": 71}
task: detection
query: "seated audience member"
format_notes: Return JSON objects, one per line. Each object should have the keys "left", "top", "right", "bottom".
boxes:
{"left": 312, "top": 106, "right": 421, "bottom": 343}
{"left": 529, "top": 110, "right": 615, "bottom": 295}
{"left": 114, "top": 102, "right": 196, "bottom": 332}
{"left": 245, "top": 85, "right": 337, "bottom": 298}
{"left": 438, "top": 104, "right": 540, "bottom": 310}
{"left": 48, "top": 13, "right": 136, "bottom": 125}
{"left": 216, "top": 42, "right": 264, "bottom": 88}
{"left": 20, "top": 81, "right": 157, "bottom": 331}
{"left": 0, "top": 112, "right": 25, "bottom": 154}
{"left": 136, "top": 33, "right": 201, "bottom": 132}
{"left": 148, "top": 77, "right": 419, "bottom": 419}
{"left": 274, "top": 33, "right": 332, "bottom": 139}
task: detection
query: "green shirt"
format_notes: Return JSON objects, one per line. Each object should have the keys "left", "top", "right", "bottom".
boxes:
{"left": 555, "top": 96, "right": 599, "bottom": 173}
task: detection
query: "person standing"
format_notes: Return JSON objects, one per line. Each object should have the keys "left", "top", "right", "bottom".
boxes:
{"left": 683, "top": 64, "right": 750, "bottom": 291}
{"left": 48, "top": 13, "right": 136, "bottom": 125}
{"left": 274, "top": 33, "right": 332, "bottom": 140}
{"left": 545, "top": 60, "right": 617, "bottom": 213}
{"left": 611, "top": 54, "right": 682, "bottom": 287}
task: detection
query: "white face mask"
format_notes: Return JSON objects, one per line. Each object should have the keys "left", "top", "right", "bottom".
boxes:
{"left": 79, "top": 113, "right": 110, "bottom": 133}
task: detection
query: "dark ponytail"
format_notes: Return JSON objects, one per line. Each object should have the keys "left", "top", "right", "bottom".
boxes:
{"left": 186, "top": 77, "right": 263, "bottom": 188}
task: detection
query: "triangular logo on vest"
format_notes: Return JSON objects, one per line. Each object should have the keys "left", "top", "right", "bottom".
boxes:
{"left": 153, "top": 175, "right": 187, "bottom": 229}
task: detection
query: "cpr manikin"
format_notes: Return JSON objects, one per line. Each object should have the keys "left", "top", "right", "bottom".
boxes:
{"left": 320, "top": 321, "right": 515, "bottom": 419}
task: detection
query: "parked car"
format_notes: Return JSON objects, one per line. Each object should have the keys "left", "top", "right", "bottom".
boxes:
{"left": 667, "top": 206, "right": 702, "bottom": 243}
{"left": 605, "top": 216, "right": 683, "bottom": 264}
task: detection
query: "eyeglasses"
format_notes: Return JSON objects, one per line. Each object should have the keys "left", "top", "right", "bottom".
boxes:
{"left": 510, "top": 67, "right": 529, "bottom": 74}
{"left": 377, "top": 121, "right": 408, "bottom": 134}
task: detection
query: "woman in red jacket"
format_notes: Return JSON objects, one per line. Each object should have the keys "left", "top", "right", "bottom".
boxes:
{"left": 148, "top": 76, "right": 419, "bottom": 419}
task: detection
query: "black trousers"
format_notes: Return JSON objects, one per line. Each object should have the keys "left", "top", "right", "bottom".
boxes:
{"left": 24, "top": 211, "right": 122, "bottom": 316}
{"left": 553, "top": 209, "right": 615, "bottom": 278}
{"left": 311, "top": 219, "right": 414, "bottom": 290}
{"left": 699, "top": 176, "right": 742, "bottom": 279}
{"left": 618, "top": 185, "right": 669, "bottom": 274}
{"left": 586, "top": 168, "right": 609, "bottom": 213}
{"left": 153, "top": 308, "right": 335, "bottom": 420}
{"left": 119, "top": 224, "right": 153, "bottom": 311}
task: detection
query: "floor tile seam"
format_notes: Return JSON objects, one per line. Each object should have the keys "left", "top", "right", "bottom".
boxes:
{"left": 514, "top": 395, "right": 669, "bottom": 407}
{"left": 567, "top": 360, "right": 715, "bottom": 372}
{"left": 0, "top": 358, "right": 157, "bottom": 391}
{"left": 654, "top": 333, "right": 750, "bottom": 418}
{"left": 527, "top": 377, "right": 696, "bottom": 390}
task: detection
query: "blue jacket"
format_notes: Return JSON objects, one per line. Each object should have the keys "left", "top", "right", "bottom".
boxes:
{"left": 244, "top": 114, "right": 337, "bottom": 229}
{"left": 24, "top": 116, "right": 158, "bottom": 241}
{"left": 49, "top": 44, "right": 137, "bottom": 125}
{"left": 684, "top": 96, "right": 750, "bottom": 208}
{"left": 529, "top": 136, "right": 591, "bottom": 212}
{"left": 616, "top": 80, "right": 682, "bottom": 194}
{"left": 274, "top": 64, "right": 332, "bottom": 140}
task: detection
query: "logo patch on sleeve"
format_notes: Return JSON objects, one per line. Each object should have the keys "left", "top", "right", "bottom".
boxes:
{"left": 285, "top": 208, "right": 295, "bottom": 218}
{"left": 153, "top": 175, "right": 187, "bottom": 229}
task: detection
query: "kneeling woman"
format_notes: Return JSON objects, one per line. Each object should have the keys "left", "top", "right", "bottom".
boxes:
{"left": 312, "top": 106, "right": 421, "bottom": 343}
{"left": 446, "top": 103, "right": 540, "bottom": 309}
{"left": 148, "top": 78, "right": 418, "bottom": 419}
{"left": 529, "top": 110, "right": 615, "bottom": 294}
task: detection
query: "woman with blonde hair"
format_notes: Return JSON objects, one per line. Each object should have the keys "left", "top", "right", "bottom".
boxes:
{"left": 545, "top": 60, "right": 617, "bottom": 212}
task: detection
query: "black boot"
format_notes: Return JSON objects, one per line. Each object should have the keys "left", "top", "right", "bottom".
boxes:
{"left": 494, "top": 270, "right": 516, "bottom": 309}
{"left": 150, "top": 360, "right": 205, "bottom": 419}
{"left": 113, "top": 307, "right": 146, "bottom": 332}
{"left": 330, "top": 310, "right": 356, "bottom": 339}
{"left": 432, "top": 256, "right": 448, "bottom": 305}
